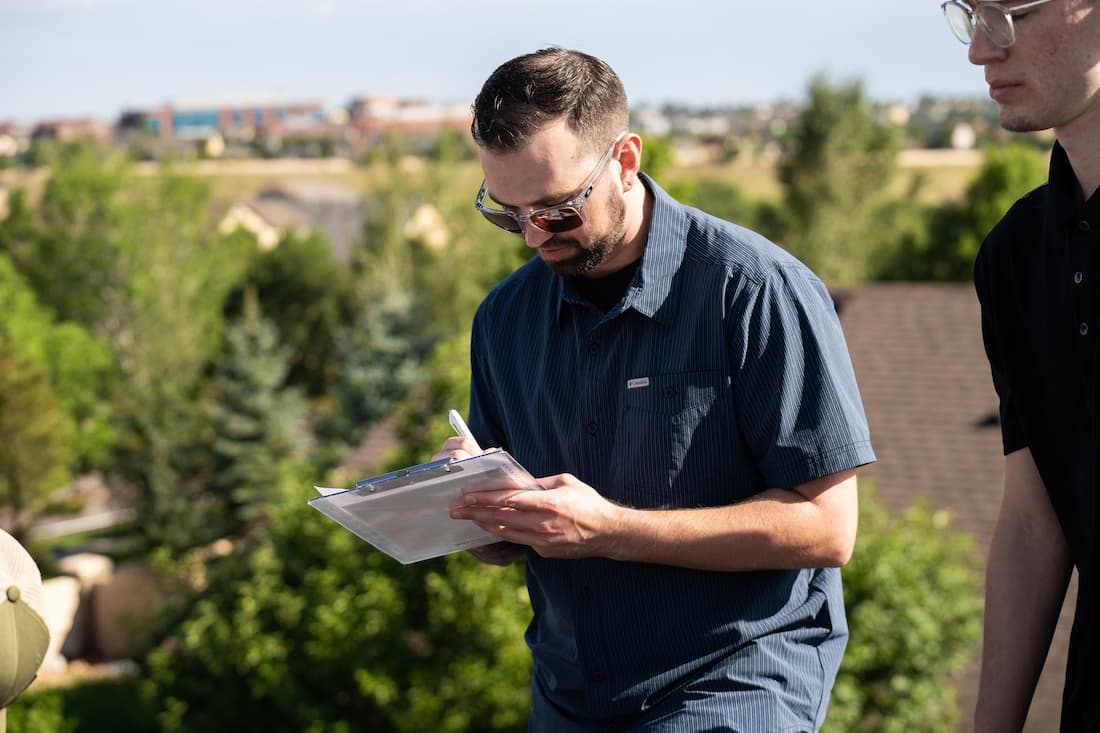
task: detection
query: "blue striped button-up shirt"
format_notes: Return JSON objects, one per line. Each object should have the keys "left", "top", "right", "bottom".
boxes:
{"left": 467, "top": 174, "right": 875, "bottom": 732}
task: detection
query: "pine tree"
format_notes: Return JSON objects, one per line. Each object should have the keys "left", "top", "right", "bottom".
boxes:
{"left": 207, "top": 291, "right": 306, "bottom": 532}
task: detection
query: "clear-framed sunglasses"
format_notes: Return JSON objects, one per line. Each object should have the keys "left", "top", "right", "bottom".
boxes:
{"left": 474, "top": 132, "right": 627, "bottom": 235}
{"left": 941, "top": 0, "right": 1054, "bottom": 48}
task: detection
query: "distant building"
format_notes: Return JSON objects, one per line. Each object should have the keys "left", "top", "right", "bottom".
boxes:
{"left": 30, "top": 118, "right": 112, "bottom": 145}
{"left": 219, "top": 179, "right": 365, "bottom": 262}
{"left": 0, "top": 122, "right": 26, "bottom": 157}
{"left": 347, "top": 96, "right": 471, "bottom": 144}
{"left": 128, "top": 97, "right": 328, "bottom": 141}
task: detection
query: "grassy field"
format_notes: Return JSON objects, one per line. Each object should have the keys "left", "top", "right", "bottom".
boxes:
{"left": 2, "top": 149, "right": 984, "bottom": 215}
{"left": 666, "top": 148, "right": 982, "bottom": 204}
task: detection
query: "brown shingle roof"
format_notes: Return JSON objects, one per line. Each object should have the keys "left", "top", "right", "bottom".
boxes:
{"left": 838, "top": 283, "right": 1073, "bottom": 732}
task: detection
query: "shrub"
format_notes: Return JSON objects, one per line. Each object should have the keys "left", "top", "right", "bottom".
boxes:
{"left": 825, "top": 490, "right": 983, "bottom": 732}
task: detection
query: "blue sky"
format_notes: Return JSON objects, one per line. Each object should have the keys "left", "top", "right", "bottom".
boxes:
{"left": 0, "top": 0, "right": 987, "bottom": 123}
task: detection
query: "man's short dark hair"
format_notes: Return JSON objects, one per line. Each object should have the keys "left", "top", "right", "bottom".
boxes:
{"left": 471, "top": 48, "right": 629, "bottom": 154}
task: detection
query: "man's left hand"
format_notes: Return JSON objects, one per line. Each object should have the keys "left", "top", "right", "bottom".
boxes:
{"left": 449, "top": 473, "right": 624, "bottom": 560}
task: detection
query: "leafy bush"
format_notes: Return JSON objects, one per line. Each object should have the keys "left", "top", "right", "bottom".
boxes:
{"left": 825, "top": 490, "right": 983, "bottom": 732}
{"left": 4, "top": 690, "right": 77, "bottom": 733}
{"left": 144, "top": 465, "right": 532, "bottom": 733}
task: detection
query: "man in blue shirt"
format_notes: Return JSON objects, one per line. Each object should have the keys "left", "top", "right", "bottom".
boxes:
{"left": 442, "top": 48, "right": 875, "bottom": 732}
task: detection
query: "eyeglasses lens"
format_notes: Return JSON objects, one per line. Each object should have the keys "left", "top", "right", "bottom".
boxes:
{"left": 943, "top": 2, "right": 1016, "bottom": 47}
{"left": 976, "top": 5, "right": 1014, "bottom": 47}
{"left": 944, "top": 2, "right": 976, "bottom": 43}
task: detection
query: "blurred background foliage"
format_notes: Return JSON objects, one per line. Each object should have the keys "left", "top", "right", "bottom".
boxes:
{"left": 0, "top": 75, "right": 1045, "bottom": 731}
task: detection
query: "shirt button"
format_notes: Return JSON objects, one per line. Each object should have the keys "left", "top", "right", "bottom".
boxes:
{"left": 1079, "top": 220, "right": 1091, "bottom": 232}
{"left": 1081, "top": 322, "right": 1090, "bottom": 336}
{"left": 590, "top": 672, "right": 606, "bottom": 683}
{"left": 662, "top": 386, "right": 678, "bottom": 398}
{"left": 586, "top": 421, "right": 599, "bottom": 435}
{"left": 586, "top": 339, "right": 599, "bottom": 353}
{"left": 1075, "top": 271, "right": 1084, "bottom": 284}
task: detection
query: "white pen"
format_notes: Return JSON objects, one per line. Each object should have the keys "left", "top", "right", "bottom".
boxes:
{"left": 448, "top": 409, "right": 483, "bottom": 452}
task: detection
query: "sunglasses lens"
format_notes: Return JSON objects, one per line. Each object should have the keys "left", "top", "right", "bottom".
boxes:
{"left": 480, "top": 210, "right": 523, "bottom": 233}
{"left": 530, "top": 207, "right": 585, "bottom": 233}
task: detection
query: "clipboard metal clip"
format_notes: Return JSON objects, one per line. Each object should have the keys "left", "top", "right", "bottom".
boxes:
{"left": 354, "top": 457, "right": 464, "bottom": 495}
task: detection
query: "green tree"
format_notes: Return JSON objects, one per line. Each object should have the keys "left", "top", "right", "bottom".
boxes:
{"left": 766, "top": 76, "right": 901, "bottom": 283}
{"left": 825, "top": 492, "right": 983, "bottom": 732}
{"left": 639, "top": 134, "right": 675, "bottom": 182}
{"left": 206, "top": 294, "right": 308, "bottom": 531}
{"left": 877, "top": 144, "right": 1047, "bottom": 281}
{"left": 0, "top": 145, "right": 130, "bottom": 328}
{"left": 0, "top": 144, "right": 255, "bottom": 551}
{"left": 356, "top": 160, "right": 526, "bottom": 346}
{"left": 331, "top": 284, "right": 425, "bottom": 444}
{"left": 0, "top": 252, "right": 116, "bottom": 469}
{"left": 0, "top": 342, "right": 72, "bottom": 540}
{"left": 227, "top": 231, "right": 356, "bottom": 397}
{"left": 667, "top": 178, "right": 760, "bottom": 231}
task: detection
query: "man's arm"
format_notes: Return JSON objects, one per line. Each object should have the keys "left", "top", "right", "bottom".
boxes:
{"left": 449, "top": 467, "right": 859, "bottom": 572}
{"left": 974, "top": 447, "right": 1072, "bottom": 733}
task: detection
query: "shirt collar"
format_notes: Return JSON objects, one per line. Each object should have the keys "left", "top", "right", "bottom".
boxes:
{"left": 553, "top": 172, "right": 687, "bottom": 328}
{"left": 1048, "top": 141, "right": 1079, "bottom": 211}
{"left": 1046, "top": 141, "right": 1100, "bottom": 238}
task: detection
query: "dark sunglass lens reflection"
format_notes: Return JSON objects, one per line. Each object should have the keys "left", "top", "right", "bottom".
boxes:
{"left": 532, "top": 209, "right": 584, "bottom": 233}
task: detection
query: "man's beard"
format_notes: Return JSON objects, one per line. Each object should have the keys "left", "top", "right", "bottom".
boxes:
{"left": 542, "top": 191, "right": 628, "bottom": 277}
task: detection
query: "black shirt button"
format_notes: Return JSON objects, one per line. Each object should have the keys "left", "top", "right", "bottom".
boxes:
{"left": 1075, "top": 271, "right": 1084, "bottom": 284}
{"left": 586, "top": 421, "right": 599, "bottom": 435}
{"left": 663, "top": 386, "right": 678, "bottom": 398}
{"left": 1080, "top": 323, "right": 1090, "bottom": 336}
{"left": 586, "top": 339, "right": 599, "bottom": 353}
{"left": 1079, "top": 220, "right": 1091, "bottom": 232}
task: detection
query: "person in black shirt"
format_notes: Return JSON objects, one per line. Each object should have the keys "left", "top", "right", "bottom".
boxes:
{"left": 940, "top": 1, "right": 1100, "bottom": 730}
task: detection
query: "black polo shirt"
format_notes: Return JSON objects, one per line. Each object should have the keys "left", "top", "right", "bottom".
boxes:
{"left": 975, "top": 141, "right": 1099, "bottom": 732}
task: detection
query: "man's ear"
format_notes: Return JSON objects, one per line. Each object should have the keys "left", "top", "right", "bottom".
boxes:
{"left": 617, "top": 133, "right": 643, "bottom": 191}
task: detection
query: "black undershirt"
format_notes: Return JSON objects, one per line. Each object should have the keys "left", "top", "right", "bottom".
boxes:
{"left": 568, "top": 259, "right": 641, "bottom": 313}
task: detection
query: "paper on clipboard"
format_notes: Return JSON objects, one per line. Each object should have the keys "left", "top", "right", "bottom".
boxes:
{"left": 309, "top": 449, "right": 540, "bottom": 564}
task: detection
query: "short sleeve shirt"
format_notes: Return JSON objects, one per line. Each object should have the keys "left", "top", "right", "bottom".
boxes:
{"left": 468, "top": 175, "right": 875, "bottom": 731}
{"left": 974, "top": 142, "right": 1100, "bottom": 731}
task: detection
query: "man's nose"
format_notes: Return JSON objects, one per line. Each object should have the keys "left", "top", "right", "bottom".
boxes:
{"left": 968, "top": 26, "right": 1009, "bottom": 65}
{"left": 522, "top": 223, "right": 553, "bottom": 248}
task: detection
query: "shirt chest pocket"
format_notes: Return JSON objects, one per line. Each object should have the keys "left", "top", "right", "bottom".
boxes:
{"left": 615, "top": 370, "right": 733, "bottom": 507}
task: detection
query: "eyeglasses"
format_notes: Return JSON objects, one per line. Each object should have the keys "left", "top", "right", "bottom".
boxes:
{"left": 474, "top": 133, "right": 626, "bottom": 235}
{"left": 941, "top": 0, "right": 1054, "bottom": 48}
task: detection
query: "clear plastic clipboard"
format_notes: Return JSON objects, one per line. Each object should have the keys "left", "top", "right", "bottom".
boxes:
{"left": 309, "top": 449, "right": 539, "bottom": 564}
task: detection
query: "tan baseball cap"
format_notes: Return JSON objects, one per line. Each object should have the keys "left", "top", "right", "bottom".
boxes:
{"left": 0, "top": 530, "right": 50, "bottom": 709}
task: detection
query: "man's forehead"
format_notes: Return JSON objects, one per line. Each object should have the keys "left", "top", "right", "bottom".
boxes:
{"left": 478, "top": 131, "right": 596, "bottom": 208}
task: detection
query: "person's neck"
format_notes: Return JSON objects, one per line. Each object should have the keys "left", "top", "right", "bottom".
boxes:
{"left": 582, "top": 179, "right": 653, "bottom": 279}
{"left": 1056, "top": 122, "right": 1100, "bottom": 201}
